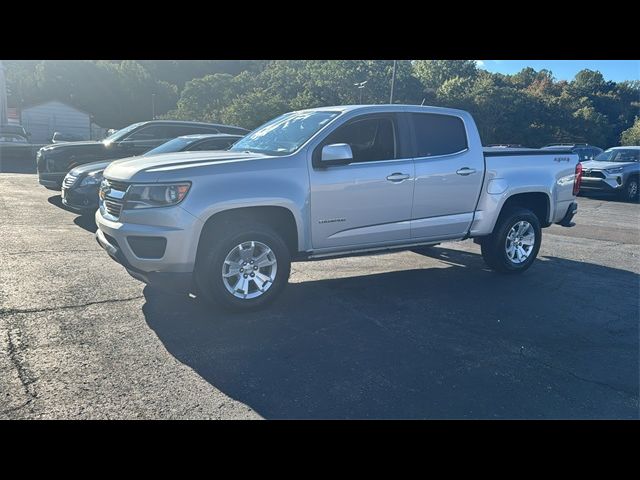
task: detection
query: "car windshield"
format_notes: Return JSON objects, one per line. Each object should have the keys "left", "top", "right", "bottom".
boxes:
{"left": 0, "top": 125, "right": 26, "bottom": 136}
{"left": 102, "top": 122, "right": 144, "bottom": 144}
{"left": 229, "top": 111, "right": 340, "bottom": 156}
{"left": 144, "top": 137, "right": 197, "bottom": 156}
{"left": 594, "top": 149, "right": 640, "bottom": 163}
{"left": 0, "top": 133, "right": 28, "bottom": 143}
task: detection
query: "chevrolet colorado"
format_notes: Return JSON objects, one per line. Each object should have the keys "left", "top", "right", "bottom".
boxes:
{"left": 95, "top": 105, "right": 580, "bottom": 311}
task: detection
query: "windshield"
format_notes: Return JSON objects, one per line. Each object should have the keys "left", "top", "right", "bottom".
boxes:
{"left": 595, "top": 149, "right": 639, "bottom": 163}
{"left": 0, "top": 133, "right": 28, "bottom": 143}
{"left": 102, "top": 122, "right": 144, "bottom": 144}
{"left": 229, "top": 111, "right": 340, "bottom": 156}
{"left": 0, "top": 125, "right": 26, "bottom": 136}
{"left": 144, "top": 137, "right": 196, "bottom": 156}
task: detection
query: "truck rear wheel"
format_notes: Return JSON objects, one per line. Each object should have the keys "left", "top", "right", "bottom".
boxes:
{"left": 194, "top": 221, "right": 291, "bottom": 311}
{"left": 480, "top": 208, "right": 541, "bottom": 274}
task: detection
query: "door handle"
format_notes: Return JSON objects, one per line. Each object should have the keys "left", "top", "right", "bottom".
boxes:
{"left": 456, "top": 167, "right": 477, "bottom": 176}
{"left": 386, "top": 172, "right": 410, "bottom": 182}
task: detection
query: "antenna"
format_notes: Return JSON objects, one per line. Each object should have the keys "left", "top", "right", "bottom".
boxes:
{"left": 421, "top": 98, "right": 426, "bottom": 106}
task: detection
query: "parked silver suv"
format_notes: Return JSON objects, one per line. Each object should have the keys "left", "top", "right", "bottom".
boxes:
{"left": 580, "top": 147, "right": 640, "bottom": 202}
{"left": 95, "top": 105, "right": 580, "bottom": 311}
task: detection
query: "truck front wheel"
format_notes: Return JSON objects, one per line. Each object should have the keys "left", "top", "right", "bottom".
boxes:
{"left": 480, "top": 208, "right": 542, "bottom": 274}
{"left": 194, "top": 221, "right": 291, "bottom": 311}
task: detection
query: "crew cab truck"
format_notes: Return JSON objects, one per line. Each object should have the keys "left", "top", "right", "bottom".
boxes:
{"left": 95, "top": 105, "right": 580, "bottom": 311}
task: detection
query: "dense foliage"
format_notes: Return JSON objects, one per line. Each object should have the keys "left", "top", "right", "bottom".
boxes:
{"left": 4, "top": 60, "right": 639, "bottom": 147}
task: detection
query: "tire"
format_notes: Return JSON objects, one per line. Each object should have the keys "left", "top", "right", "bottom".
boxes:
{"left": 194, "top": 221, "right": 291, "bottom": 311}
{"left": 620, "top": 177, "right": 639, "bottom": 203}
{"left": 480, "top": 207, "right": 542, "bottom": 274}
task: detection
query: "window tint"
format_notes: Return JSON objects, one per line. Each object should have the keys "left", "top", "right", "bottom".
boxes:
{"left": 189, "top": 138, "right": 236, "bottom": 151}
{"left": 323, "top": 117, "right": 397, "bottom": 163}
{"left": 126, "top": 124, "right": 220, "bottom": 141}
{"left": 217, "top": 126, "right": 249, "bottom": 135}
{"left": 125, "top": 125, "right": 174, "bottom": 141}
{"left": 412, "top": 113, "right": 467, "bottom": 157}
{"left": 167, "top": 125, "right": 220, "bottom": 137}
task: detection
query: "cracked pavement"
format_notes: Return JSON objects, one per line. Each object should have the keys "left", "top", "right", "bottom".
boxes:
{"left": 0, "top": 173, "right": 638, "bottom": 419}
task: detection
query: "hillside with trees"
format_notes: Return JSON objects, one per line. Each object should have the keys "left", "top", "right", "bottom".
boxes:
{"left": 4, "top": 60, "right": 638, "bottom": 147}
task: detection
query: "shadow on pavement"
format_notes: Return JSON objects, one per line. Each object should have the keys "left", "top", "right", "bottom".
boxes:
{"left": 73, "top": 214, "right": 97, "bottom": 233}
{"left": 142, "top": 247, "right": 639, "bottom": 419}
{"left": 47, "top": 194, "right": 97, "bottom": 232}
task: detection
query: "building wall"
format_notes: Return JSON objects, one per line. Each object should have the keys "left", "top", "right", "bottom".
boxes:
{"left": 21, "top": 100, "right": 91, "bottom": 143}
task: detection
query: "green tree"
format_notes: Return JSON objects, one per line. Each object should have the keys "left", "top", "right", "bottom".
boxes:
{"left": 413, "top": 60, "right": 479, "bottom": 90}
{"left": 620, "top": 117, "right": 640, "bottom": 145}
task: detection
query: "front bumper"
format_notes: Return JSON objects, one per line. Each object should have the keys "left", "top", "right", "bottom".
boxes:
{"left": 580, "top": 174, "right": 623, "bottom": 192}
{"left": 95, "top": 229, "right": 193, "bottom": 293}
{"left": 95, "top": 206, "right": 203, "bottom": 293}
{"left": 38, "top": 173, "right": 64, "bottom": 190}
{"left": 61, "top": 183, "right": 100, "bottom": 213}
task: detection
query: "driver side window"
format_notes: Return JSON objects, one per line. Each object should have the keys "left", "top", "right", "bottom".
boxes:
{"left": 323, "top": 117, "right": 397, "bottom": 163}
{"left": 124, "top": 125, "right": 171, "bottom": 141}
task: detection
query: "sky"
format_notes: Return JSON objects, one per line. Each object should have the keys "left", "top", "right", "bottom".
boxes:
{"left": 477, "top": 60, "right": 639, "bottom": 83}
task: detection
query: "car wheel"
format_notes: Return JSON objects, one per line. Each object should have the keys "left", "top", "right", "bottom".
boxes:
{"left": 194, "top": 221, "right": 291, "bottom": 311}
{"left": 621, "top": 177, "right": 639, "bottom": 203}
{"left": 481, "top": 207, "right": 542, "bottom": 274}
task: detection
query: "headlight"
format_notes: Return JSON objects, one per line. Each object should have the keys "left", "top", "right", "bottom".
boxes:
{"left": 605, "top": 167, "right": 623, "bottom": 174}
{"left": 124, "top": 183, "right": 191, "bottom": 209}
{"left": 79, "top": 171, "right": 104, "bottom": 186}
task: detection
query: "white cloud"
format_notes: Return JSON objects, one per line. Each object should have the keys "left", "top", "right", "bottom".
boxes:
{"left": 475, "top": 60, "right": 486, "bottom": 69}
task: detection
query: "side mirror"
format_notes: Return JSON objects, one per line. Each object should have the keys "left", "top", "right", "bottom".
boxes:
{"left": 320, "top": 143, "right": 353, "bottom": 166}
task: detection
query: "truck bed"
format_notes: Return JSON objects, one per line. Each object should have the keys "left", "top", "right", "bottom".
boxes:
{"left": 483, "top": 147, "right": 573, "bottom": 157}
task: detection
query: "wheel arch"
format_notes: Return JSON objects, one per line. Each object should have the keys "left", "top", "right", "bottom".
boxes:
{"left": 195, "top": 204, "right": 302, "bottom": 263}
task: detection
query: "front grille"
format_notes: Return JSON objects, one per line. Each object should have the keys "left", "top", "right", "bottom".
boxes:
{"left": 63, "top": 174, "right": 78, "bottom": 188}
{"left": 108, "top": 180, "right": 129, "bottom": 192}
{"left": 101, "top": 178, "right": 130, "bottom": 219}
{"left": 583, "top": 170, "right": 605, "bottom": 179}
{"left": 104, "top": 199, "right": 123, "bottom": 217}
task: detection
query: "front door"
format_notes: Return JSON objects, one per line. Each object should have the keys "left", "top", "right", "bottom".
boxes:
{"left": 309, "top": 114, "right": 415, "bottom": 249}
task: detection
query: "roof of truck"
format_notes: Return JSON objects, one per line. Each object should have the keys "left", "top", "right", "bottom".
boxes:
{"left": 299, "top": 104, "right": 470, "bottom": 116}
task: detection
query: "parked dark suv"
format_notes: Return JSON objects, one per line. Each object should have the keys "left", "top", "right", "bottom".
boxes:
{"left": 541, "top": 143, "right": 603, "bottom": 162}
{"left": 37, "top": 120, "right": 249, "bottom": 190}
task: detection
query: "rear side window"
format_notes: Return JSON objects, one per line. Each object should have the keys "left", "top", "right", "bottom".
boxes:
{"left": 412, "top": 113, "right": 468, "bottom": 157}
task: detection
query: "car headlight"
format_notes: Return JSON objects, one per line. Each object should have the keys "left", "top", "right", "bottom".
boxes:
{"left": 124, "top": 183, "right": 191, "bottom": 209}
{"left": 79, "top": 171, "right": 104, "bottom": 186}
{"left": 605, "top": 167, "right": 623, "bottom": 174}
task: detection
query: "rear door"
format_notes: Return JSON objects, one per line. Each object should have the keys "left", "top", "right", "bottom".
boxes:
{"left": 309, "top": 113, "right": 415, "bottom": 249}
{"left": 410, "top": 112, "right": 484, "bottom": 239}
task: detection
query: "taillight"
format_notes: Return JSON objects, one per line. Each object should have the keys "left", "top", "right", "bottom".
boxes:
{"left": 573, "top": 162, "right": 583, "bottom": 196}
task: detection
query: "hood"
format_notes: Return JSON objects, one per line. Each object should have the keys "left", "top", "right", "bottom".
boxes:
{"left": 69, "top": 159, "right": 114, "bottom": 176}
{"left": 40, "top": 140, "right": 105, "bottom": 153}
{"left": 581, "top": 160, "right": 635, "bottom": 170}
{"left": 103, "top": 150, "right": 270, "bottom": 181}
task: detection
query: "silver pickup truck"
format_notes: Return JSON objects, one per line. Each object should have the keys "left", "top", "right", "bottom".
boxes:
{"left": 95, "top": 105, "right": 580, "bottom": 311}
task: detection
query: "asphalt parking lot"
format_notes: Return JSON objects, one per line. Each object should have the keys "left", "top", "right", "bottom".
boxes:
{"left": 1, "top": 173, "right": 638, "bottom": 419}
